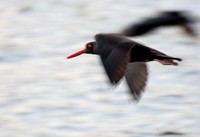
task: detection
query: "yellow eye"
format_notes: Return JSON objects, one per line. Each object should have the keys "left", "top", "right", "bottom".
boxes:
{"left": 87, "top": 44, "right": 92, "bottom": 48}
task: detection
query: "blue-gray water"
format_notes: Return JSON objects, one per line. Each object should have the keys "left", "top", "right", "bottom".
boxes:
{"left": 0, "top": 0, "right": 200, "bottom": 137}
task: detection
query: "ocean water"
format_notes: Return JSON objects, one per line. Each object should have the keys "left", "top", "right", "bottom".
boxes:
{"left": 0, "top": 0, "right": 200, "bottom": 137}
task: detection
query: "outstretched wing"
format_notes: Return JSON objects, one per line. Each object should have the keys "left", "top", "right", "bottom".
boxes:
{"left": 125, "top": 62, "right": 148, "bottom": 101}
{"left": 95, "top": 34, "right": 134, "bottom": 84}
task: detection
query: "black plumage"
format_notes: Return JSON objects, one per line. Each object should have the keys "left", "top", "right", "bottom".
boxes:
{"left": 67, "top": 33, "right": 181, "bottom": 101}
{"left": 122, "top": 11, "right": 196, "bottom": 37}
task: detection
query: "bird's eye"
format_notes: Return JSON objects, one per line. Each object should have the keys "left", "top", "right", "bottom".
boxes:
{"left": 87, "top": 44, "right": 92, "bottom": 48}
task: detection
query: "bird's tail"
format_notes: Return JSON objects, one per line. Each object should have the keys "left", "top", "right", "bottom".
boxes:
{"left": 152, "top": 50, "right": 182, "bottom": 66}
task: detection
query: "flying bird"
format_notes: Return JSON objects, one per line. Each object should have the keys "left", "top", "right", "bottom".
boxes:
{"left": 67, "top": 33, "right": 181, "bottom": 101}
{"left": 122, "top": 11, "right": 196, "bottom": 37}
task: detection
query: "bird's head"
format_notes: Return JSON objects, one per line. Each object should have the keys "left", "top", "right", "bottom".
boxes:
{"left": 67, "top": 42, "right": 97, "bottom": 59}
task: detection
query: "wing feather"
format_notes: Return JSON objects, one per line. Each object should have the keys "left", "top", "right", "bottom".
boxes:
{"left": 95, "top": 34, "right": 148, "bottom": 101}
{"left": 125, "top": 62, "right": 148, "bottom": 101}
{"left": 99, "top": 43, "right": 133, "bottom": 84}
{"left": 95, "top": 34, "right": 134, "bottom": 84}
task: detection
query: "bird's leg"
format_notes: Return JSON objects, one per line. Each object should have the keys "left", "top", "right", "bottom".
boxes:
{"left": 154, "top": 59, "right": 178, "bottom": 66}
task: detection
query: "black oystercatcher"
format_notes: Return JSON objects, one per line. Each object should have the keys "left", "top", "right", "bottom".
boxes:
{"left": 122, "top": 11, "right": 196, "bottom": 37}
{"left": 67, "top": 33, "right": 181, "bottom": 101}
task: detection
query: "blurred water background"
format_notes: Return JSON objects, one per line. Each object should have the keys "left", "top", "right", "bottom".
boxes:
{"left": 0, "top": 0, "right": 200, "bottom": 137}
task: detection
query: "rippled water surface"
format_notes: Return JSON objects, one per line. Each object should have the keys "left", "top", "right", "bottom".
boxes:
{"left": 0, "top": 0, "right": 200, "bottom": 137}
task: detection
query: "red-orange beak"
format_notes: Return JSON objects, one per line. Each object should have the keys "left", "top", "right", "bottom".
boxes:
{"left": 66, "top": 49, "right": 87, "bottom": 59}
